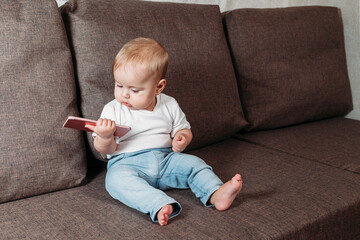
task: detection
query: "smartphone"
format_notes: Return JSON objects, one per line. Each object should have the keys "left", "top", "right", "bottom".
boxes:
{"left": 63, "top": 116, "right": 131, "bottom": 137}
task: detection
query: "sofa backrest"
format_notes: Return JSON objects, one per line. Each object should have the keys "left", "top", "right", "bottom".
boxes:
{"left": 61, "top": 0, "right": 248, "bottom": 160}
{"left": 223, "top": 6, "right": 353, "bottom": 131}
{"left": 0, "top": 0, "right": 87, "bottom": 203}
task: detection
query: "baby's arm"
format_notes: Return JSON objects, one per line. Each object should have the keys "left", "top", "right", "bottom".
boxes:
{"left": 172, "top": 128, "right": 192, "bottom": 153}
{"left": 85, "top": 118, "right": 118, "bottom": 155}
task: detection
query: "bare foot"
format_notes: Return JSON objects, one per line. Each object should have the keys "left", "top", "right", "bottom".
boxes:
{"left": 157, "top": 204, "right": 174, "bottom": 226}
{"left": 210, "top": 174, "right": 243, "bottom": 211}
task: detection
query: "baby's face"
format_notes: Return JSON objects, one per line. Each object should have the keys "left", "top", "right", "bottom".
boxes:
{"left": 114, "top": 64, "right": 160, "bottom": 111}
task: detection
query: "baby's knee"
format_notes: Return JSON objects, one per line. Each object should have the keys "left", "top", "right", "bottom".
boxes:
{"left": 105, "top": 167, "right": 129, "bottom": 192}
{"left": 181, "top": 154, "right": 212, "bottom": 171}
{"left": 105, "top": 170, "right": 118, "bottom": 192}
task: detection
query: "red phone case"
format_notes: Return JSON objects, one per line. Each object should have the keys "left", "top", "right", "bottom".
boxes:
{"left": 63, "top": 116, "right": 131, "bottom": 137}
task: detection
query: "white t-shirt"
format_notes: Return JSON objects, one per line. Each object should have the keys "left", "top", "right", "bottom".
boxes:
{"left": 94, "top": 93, "right": 191, "bottom": 158}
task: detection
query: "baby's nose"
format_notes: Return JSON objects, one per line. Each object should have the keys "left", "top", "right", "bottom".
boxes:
{"left": 122, "top": 89, "right": 130, "bottom": 98}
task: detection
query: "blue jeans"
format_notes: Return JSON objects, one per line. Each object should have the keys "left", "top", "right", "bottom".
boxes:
{"left": 105, "top": 148, "right": 223, "bottom": 222}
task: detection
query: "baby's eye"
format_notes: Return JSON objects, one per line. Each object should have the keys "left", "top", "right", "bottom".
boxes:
{"left": 131, "top": 89, "right": 139, "bottom": 93}
{"left": 116, "top": 84, "right": 123, "bottom": 88}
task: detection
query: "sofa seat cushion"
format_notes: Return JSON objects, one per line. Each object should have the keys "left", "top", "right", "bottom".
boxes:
{"left": 61, "top": 0, "right": 247, "bottom": 160}
{"left": 237, "top": 118, "right": 360, "bottom": 174}
{"left": 223, "top": 6, "right": 353, "bottom": 131}
{"left": 1, "top": 139, "right": 359, "bottom": 239}
{"left": 0, "top": 0, "right": 86, "bottom": 203}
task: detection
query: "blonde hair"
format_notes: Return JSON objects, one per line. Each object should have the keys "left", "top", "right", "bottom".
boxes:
{"left": 113, "top": 37, "right": 169, "bottom": 79}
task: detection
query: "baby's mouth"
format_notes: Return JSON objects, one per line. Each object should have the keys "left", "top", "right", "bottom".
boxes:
{"left": 122, "top": 102, "right": 132, "bottom": 108}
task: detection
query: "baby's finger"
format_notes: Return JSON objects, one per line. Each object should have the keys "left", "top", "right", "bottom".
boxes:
{"left": 96, "top": 118, "right": 104, "bottom": 126}
{"left": 85, "top": 124, "right": 95, "bottom": 131}
{"left": 172, "top": 146, "right": 180, "bottom": 153}
{"left": 104, "top": 119, "right": 114, "bottom": 127}
{"left": 110, "top": 120, "right": 116, "bottom": 128}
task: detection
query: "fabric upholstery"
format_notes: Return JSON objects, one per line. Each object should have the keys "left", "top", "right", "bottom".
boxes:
{"left": 1, "top": 139, "right": 359, "bottom": 239}
{"left": 0, "top": 0, "right": 87, "bottom": 203}
{"left": 237, "top": 117, "right": 360, "bottom": 174}
{"left": 223, "top": 6, "right": 353, "bottom": 130}
{"left": 61, "top": 0, "right": 247, "bottom": 160}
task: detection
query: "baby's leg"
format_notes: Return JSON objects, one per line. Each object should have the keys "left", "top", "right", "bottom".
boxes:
{"left": 159, "top": 152, "right": 242, "bottom": 210}
{"left": 157, "top": 204, "right": 174, "bottom": 226}
{"left": 106, "top": 165, "right": 181, "bottom": 224}
{"left": 209, "top": 174, "right": 243, "bottom": 211}
{"left": 160, "top": 153, "right": 226, "bottom": 206}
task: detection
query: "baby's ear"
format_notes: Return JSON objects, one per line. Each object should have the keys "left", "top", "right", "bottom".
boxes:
{"left": 156, "top": 79, "right": 166, "bottom": 95}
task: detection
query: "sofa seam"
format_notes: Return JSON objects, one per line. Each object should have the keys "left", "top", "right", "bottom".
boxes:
{"left": 231, "top": 135, "right": 360, "bottom": 175}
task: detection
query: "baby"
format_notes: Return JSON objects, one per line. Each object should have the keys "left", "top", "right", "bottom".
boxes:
{"left": 87, "top": 37, "right": 242, "bottom": 226}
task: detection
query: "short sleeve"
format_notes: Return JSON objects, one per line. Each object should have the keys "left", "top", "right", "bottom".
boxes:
{"left": 169, "top": 98, "right": 191, "bottom": 138}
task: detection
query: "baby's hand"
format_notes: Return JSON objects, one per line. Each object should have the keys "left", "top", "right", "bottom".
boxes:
{"left": 172, "top": 134, "right": 188, "bottom": 153}
{"left": 85, "top": 118, "right": 116, "bottom": 139}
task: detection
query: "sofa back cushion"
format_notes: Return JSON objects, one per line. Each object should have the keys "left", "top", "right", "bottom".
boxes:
{"left": 0, "top": 0, "right": 87, "bottom": 203}
{"left": 224, "top": 6, "right": 353, "bottom": 131}
{"left": 62, "top": 0, "right": 247, "bottom": 160}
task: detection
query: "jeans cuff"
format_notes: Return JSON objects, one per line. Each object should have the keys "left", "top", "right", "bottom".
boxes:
{"left": 201, "top": 185, "right": 221, "bottom": 207}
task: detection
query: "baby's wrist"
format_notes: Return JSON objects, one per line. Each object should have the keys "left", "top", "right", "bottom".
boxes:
{"left": 96, "top": 134, "right": 114, "bottom": 142}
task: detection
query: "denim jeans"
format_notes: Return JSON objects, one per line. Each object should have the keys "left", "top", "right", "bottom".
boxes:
{"left": 105, "top": 148, "right": 223, "bottom": 222}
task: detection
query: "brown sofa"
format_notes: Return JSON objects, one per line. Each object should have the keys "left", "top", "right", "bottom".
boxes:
{"left": 1, "top": 0, "right": 359, "bottom": 239}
